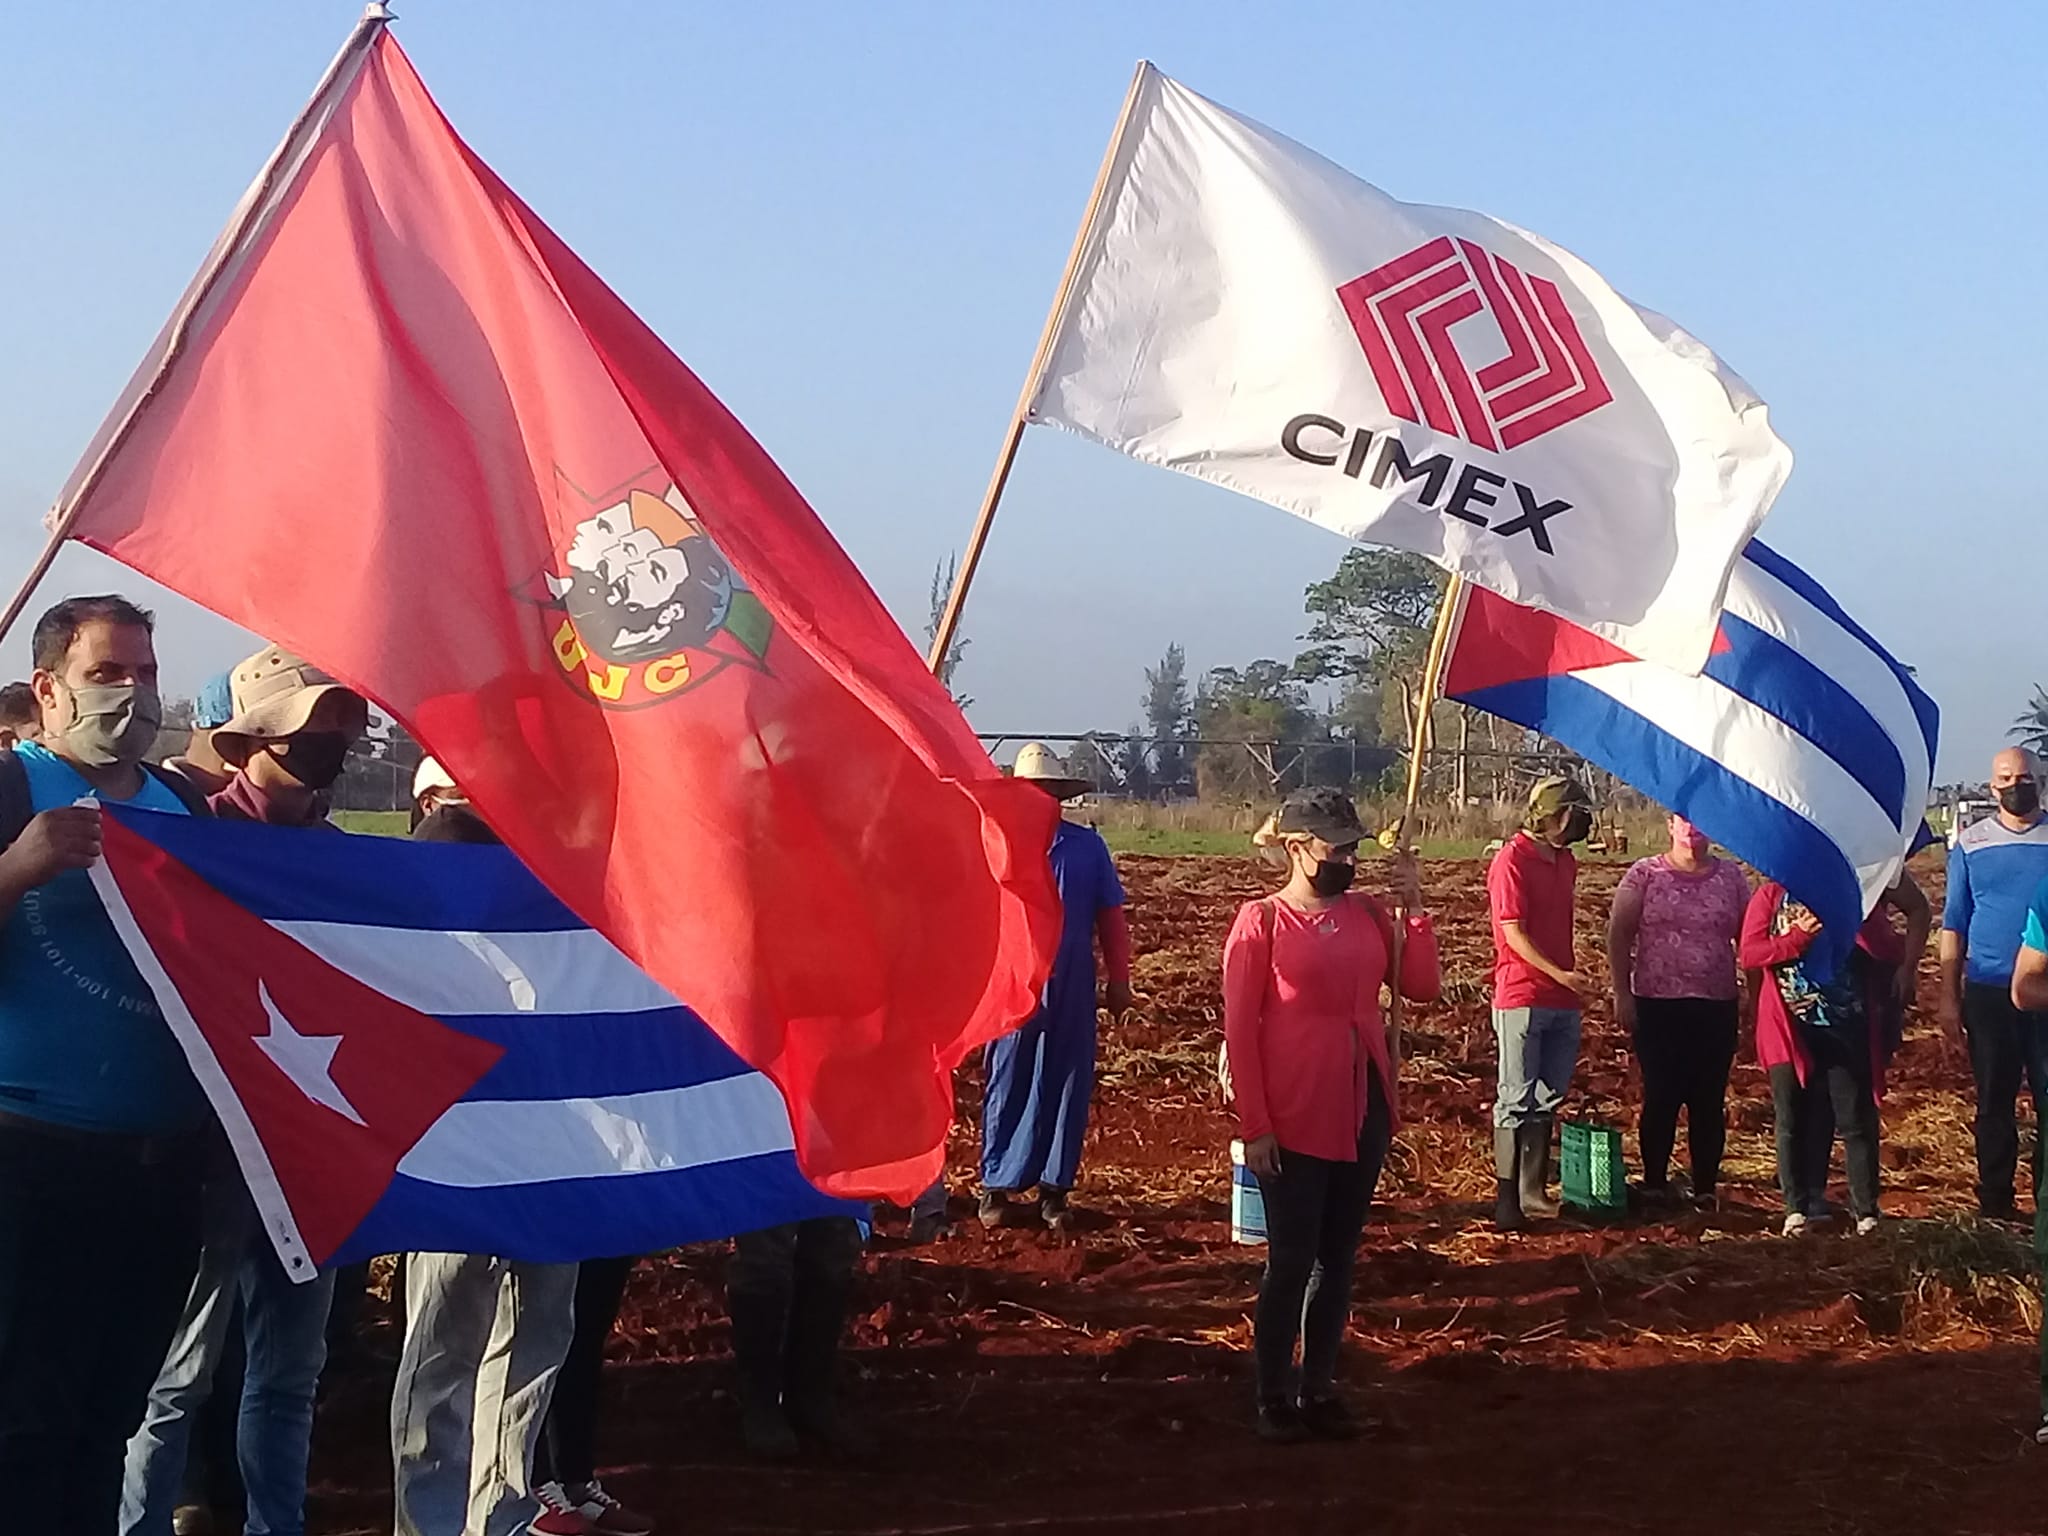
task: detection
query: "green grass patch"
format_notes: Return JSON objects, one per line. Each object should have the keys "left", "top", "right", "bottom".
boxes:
{"left": 1098, "top": 825, "right": 1247, "bottom": 858}
{"left": 333, "top": 809, "right": 410, "bottom": 838}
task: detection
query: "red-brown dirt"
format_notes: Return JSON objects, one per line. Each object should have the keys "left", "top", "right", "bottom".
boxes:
{"left": 308, "top": 850, "right": 2048, "bottom": 1536}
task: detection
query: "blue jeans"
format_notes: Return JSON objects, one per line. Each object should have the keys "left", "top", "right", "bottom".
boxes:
{"left": 121, "top": 1181, "right": 335, "bottom": 1536}
{"left": 1492, "top": 1006, "right": 1583, "bottom": 1129}
{"left": 391, "top": 1254, "right": 578, "bottom": 1536}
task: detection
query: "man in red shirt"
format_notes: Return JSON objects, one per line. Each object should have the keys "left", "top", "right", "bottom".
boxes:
{"left": 1488, "top": 777, "right": 1594, "bottom": 1230}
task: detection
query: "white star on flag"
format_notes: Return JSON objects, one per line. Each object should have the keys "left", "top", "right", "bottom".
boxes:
{"left": 254, "top": 980, "right": 367, "bottom": 1126}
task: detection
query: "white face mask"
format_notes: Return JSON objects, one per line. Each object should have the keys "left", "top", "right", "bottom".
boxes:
{"left": 55, "top": 681, "right": 162, "bottom": 768}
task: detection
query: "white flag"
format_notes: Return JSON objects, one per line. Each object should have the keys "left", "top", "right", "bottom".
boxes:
{"left": 1031, "top": 66, "right": 1792, "bottom": 673}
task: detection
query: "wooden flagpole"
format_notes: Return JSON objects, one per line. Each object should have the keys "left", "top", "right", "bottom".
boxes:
{"left": 0, "top": 4, "right": 394, "bottom": 652}
{"left": 924, "top": 60, "right": 1152, "bottom": 675}
{"left": 1387, "top": 574, "right": 1469, "bottom": 1052}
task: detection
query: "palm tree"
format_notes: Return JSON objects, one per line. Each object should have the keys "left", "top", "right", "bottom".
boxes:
{"left": 2011, "top": 686, "right": 2048, "bottom": 754}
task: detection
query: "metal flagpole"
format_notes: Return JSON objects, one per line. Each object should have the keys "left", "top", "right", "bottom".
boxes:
{"left": 924, "top": 60, "right": 1152, "bottom": 675}
{"left": 0, "top": 3, "right": 396, "bottom": 651}
{"left": 1387, "top": 574, "right": 1469, "bottom": 1053}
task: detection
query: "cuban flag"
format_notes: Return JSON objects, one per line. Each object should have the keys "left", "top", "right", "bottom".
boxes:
{"left": 88, "top": 806, "right": 852, "bottom": 1282}
{"left": 1443, "top": 541, "right": 1938, "bottom": 973}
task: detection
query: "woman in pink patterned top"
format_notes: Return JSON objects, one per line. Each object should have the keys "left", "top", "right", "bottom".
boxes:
{"left": 1606, "top": 814, "right": 1752, "bottom": 1208}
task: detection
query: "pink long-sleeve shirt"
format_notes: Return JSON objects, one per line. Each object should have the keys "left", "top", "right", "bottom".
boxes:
{"left": 1223, "top": 892, "right": 1440, "bottom": 1160}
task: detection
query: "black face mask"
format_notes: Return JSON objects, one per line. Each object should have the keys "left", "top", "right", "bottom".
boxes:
{"left": 1308, "top": 859, "right": 1356, "bottom": 897}
{"left": 1559, "top": 807, "right": 1593, "bottom": 845}
{"left": 273, "top": 733, "right": 351, "bottom": 790}
{"left": 2001, "top": 781, "right": 2041, "bottom": 817}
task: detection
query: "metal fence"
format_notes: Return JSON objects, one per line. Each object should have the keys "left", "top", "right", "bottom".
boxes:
{"left": 328, "top": 737, "right": 423, "bottom": 812}
{"left": 975, "top": 731, "right": 1607, "bottom": 802}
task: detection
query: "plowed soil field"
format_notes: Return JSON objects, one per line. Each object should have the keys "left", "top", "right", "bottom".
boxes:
{"left": 309, "top": 850, "right": 2048, "bottom": 1536}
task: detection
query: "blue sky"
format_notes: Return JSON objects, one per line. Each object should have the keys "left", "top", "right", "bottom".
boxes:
{"left": 0, "top": 3, "right": 2037, "bottom": 780}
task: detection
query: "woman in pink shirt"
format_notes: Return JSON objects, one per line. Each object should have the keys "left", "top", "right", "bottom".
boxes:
{"left": 1605, "top": 814, "right": 1751, "bottom": 1209}
{"left": 1222, "top": 787, "right": 1439, "bottom": 1444}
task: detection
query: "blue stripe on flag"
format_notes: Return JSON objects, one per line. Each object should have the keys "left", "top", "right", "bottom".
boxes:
{"left": 1707, "top": 614, "right": 1907, "bottom": 828}
{"left": 1743, "top": 540, "right": 1940, "bottom": 761}
{"left": 103, "top": 807, "right": 587, "bottom": 932}
{"left": 450, "top": 1007, "right": 756, "bottom": 1102}
{"left": 1457, "top": 674, "right": 1864, "bottom": 975}
{"left": 329, "top": 1152, "right": 859, "bottom": 1266}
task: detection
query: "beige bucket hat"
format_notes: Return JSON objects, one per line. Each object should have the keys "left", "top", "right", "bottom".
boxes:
{"left": 211, "top": 647, "right": 369, "bottom": 766}
{"left": 1011, "top": 741, "right": 1092, "bottom": 801}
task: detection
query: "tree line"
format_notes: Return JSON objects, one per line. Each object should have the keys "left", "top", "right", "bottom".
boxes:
{"left": 925, "top": 546, "right": 1557, "bottom": 803}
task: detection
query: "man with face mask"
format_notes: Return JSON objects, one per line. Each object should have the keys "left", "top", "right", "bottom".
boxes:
{"left": 1939, "top": 747, "right": 2048, "bottom": 1220}
{"left": 1487, "top": 776, "right": 1595, "bottom": 1230}
{"left": 121, "top": 647, "right": 367, "bottom": 1536}
{"left": 204, "top": 648, "right": 367, "bottom": 828}
{"left": 0, "top": 595, "right": 214, "bottom": 1535}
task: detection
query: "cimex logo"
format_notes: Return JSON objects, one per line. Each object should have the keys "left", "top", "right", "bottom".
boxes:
{"left": 1337, "top": 235, "right": 1612, "bottom": 452}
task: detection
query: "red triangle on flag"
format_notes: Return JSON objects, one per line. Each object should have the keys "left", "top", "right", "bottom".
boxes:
{"left": 1444, "top": 584, "right": 1645, "bottom": 696}
{"left": 98, "top": 815, "right": 503, "bottom": 1265}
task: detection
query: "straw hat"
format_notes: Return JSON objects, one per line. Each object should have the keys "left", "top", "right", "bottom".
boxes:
{"left": 210, "top": 647, "right": 369, "bottom": 765}
{"left": 1011, "top": 742, "right": 1092, "bottom": 801}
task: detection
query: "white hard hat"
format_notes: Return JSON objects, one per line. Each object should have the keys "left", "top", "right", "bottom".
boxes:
{"left": 412, "top": 756, "right": 458, "bottom": 801}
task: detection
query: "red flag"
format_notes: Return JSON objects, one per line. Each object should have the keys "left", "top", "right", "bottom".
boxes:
{"left": 52, "top": 19, "right": 1059, "bottom": 1201}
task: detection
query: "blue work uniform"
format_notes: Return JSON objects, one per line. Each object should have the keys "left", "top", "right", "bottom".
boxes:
{"left": 979, "top": 819, "right": 1125, "bottom": 1193}
{"left": 1945, "top": 814, "right": 2048, "bottom": 986}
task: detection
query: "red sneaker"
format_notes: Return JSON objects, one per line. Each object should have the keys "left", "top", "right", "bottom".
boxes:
{"left": 528, "top": 1483, "right": 593, "bottom": 1536}
{"left": 574, "top": 1481, "right": 654, "bottom": 1536}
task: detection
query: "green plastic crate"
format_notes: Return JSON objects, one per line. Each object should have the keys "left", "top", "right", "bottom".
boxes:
{"left": 1560, "top": 1120, "right": 1628, "bottom": 1212}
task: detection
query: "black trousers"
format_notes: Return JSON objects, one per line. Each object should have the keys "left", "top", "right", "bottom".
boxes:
{"left": 534, "top": 1255, "right": 638, "bottom": 1488}
{"left": 1963, "top": 983, "right": 2048, "bottom": 1212}
{"left": 1250, "top": 1078, "right": 1392, "bottom": 1403}
{"left": 1769, "top": 1022, "right": 1880, "bottom": 1218}
{"left": 1631, "top": 996, "right": 1738, "bottom": 1193}
{"left": 0, "top": 1121, "right": 202, "bottom": 1536}
{"left": 729, "top": 1218, "right": 865, "bottom": 1416}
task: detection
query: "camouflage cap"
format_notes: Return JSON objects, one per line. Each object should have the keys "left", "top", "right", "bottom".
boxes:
{"left": 1526, "top": 775, "right": 1593, "bottom": 824}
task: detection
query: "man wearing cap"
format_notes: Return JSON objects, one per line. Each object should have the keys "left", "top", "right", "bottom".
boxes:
{"left": 411, "top": 755, "right": 471, "bottom": 832}
{"left": 391, "top": 761, "right": 639, "bottom": 1536}
{"left": 123, "top": 649, "right": 368, "bottom": 1536}
{"left": 978, "top": 743, "right": 1132, "bottom": 1232}
{"left": 0, "top": 596, "right": 213, "bottom": 1533}
{"left": 1488, "top": 776, "right": 1595, "bottom": 1230}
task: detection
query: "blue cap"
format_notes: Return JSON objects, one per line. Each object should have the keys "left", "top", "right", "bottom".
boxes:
{"left": 193, "top": 672, "right": 235, "bottom": 730}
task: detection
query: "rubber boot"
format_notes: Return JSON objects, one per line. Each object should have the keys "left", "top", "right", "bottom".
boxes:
{"left": 727, "top": 1286, "right": 800, "bottom": 1461}
{"left": 1518, "top": 1117, "right": 1561, "bottom": 1218}
{"left": 1493, "top": 1127, "right": 1526, "bottom": 1231}
{"left": 784, "top": 1221, "right": 873, "bottom": 1456}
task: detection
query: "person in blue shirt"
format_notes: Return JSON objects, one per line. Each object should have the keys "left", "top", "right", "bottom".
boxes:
{"left": 1998, "top": 877, "right": 2048, "bottom": 1445}
{"left": 0, "top": 595, "right": 210, "bottom": 1536}
{"left": 1938, "top": 747, "right": 2048, "bottom": 1219}
{"left": 977, "top": 744, "right": 1132, "bottom": 1233}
